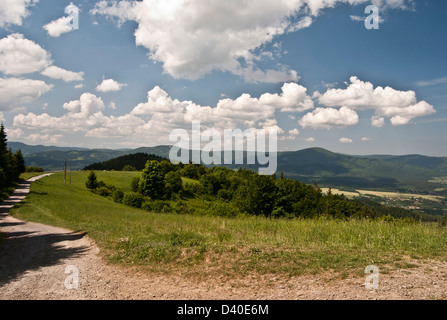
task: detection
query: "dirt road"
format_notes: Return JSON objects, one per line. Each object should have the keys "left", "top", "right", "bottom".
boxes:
{"left": 0, "top": 175, "right": 446, "bottom": 300}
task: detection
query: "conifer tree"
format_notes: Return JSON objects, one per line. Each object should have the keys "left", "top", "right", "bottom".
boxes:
{"left": 85, "top": 171, "right": 99, "bottom": 190}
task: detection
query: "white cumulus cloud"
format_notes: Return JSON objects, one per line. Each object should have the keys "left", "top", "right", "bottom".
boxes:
{"left": 43, "top": 16, "right": 73, "bottom": 37}
{"left": 0, "top": 33, "right": 51, "bottom": 75}
{"left": 0, "top": 0, "right": 38, "bottom": 28}
{"left": 96, "top": 78, "right": 127, "bottom": 92}
{"left": 0, "top": 77, "right": 53, "bottom": 111}
{"left": 318, "top": 76, "right": 436, "bottom": 126}
{"left": 299, "top": 106, "right": 359, "bottom": 129}
{"left": 339, "top": 137, "right": 353, "bottom": 144}
{"left": 0, "top": 34, "right": 84, "bottom": 84}
{"left": 13, "top": 82, "right": 314, "bottom": 146}
{"left": 41, "top": 66, "right": 84, "bottom": 82}
{"left": 91, "top": 0, "right": 413, "bottom": 82}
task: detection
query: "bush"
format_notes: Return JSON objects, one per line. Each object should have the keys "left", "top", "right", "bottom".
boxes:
{"left": 379, "top": 215, "right": 398, "bottom": 224}
{"left": 123, "top": 192, "right": 145, "bottom": 208}
{"left": 166, "top": 171, "right": 183, "bottom": 194}
{"left": 122, "top": 165, "right": 137, "bottom": 171}
{"left": 130, "top": 177, "right": 140, "bottom": 193}
{"left": 153, "top": 200, "right": 172, "bottom": 213}
{"left": 96, "top": 186, "right": 112, "bottom": 197}
{"left": 271, "top": 206, "right": 290, "bottom": 219}
{"left": 208, "top": 201, "right": 241, "bottom": 218}
{"left": 439, "top": 216, "right": 447, "bottom": 228}
{"left": 217, "top": 188, "right": 232, "bottom": 201}
{"left": 112, "top": 189, "right": 124, "bottom": 203}
{"left": 173, "top": 200, "right": 190, "bottom": 215}
{"left": 141, "top": 201, "right": 153, "bottom": 211}
{"left": 25, "top": 166, "right": 44, "bottom": 173}
{"left": 142, "top": 200, "right": 172, "bottom": 213}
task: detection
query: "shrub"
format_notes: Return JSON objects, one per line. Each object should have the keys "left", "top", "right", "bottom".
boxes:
{"left": 112, "top": 189, "right": 124, "bottom": 203}
{"left": 379, "top": 215, "right": 397, "bottom": 223}
{"left": 130, "top": 177, "right": 140, "bottom": 193}
{"left": 200, "top": 174, "right": 221, "bottom": 195}
{"left": 271, "top": 206, "right": 290, "bottom": 219}
{"left": 25, "top": 166, "right": 44, "bottom": 173}
{"left": 217, "top": 188, "right": 232, "bottom": 201}
{"left": 141, "top": 200, "right": 172, "bottom": 213}
{"left": 152, "top": 200, "right": 172, "bottom": 213}
{"left": 439, "top": 216, "right": 447, "bottom": 228}
{"left": 173, "top": 200, "right": 189, "bottom": 215}
{"left": 166, "top": 171, "right": 183, "bottom": 194}
{"left": 141, "top": 201, "right": 153, "bottom": 211}
{"left": 123, "top": 192, "right": 145, "bottom": 208}
{"left": 208, "top": 201, "right": 241, "bottom": 218}
{"left": 96, "top": 186, "right": 112, "bottom": 197}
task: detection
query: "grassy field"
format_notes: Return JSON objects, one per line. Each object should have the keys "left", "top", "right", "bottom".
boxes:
{"left": 8, "top": 172, "right": 447, "bottom": 278}
{"left": 321, "top": 188, "right": 445, "bottom": 202}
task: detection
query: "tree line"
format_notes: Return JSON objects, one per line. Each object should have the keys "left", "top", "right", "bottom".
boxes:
{"left": 83, "top": 153, "right": 166, "bottom": 171}
{"left": 85, "top": 159, "right": 392, "bottom": 220}
{"left": 0, "top": 124, "right": 26, "bottom": 198}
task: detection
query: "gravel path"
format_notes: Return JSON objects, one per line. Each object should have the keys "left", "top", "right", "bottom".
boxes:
{"left": 0, "top": 175, "right": 446, "bottom": 300}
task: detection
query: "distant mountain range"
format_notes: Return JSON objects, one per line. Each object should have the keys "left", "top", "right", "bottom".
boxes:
{"left": 8, "top": 142, "right": 172, "bottom": 172}
{"left": 8, "top": 141, "right": 447, "bottom": 193}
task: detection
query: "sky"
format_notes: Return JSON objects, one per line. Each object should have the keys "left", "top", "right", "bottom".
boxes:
{"left": 0, "top": 0, "right": 446, "bottom": 156}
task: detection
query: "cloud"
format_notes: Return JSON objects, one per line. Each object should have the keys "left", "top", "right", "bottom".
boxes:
{"left": 0, "top": 33, "right": 51, "bottom": 75}
{"left": 299, "top": 106, "right": 359, "bottom": 129}
{"left": 282, "top": 128, "right": 300, "bottom": 140}
{"left": 132, "top": 82, "right": 314, "bottom": 128}
{"left": 0, "top": 0, "right": 38, "bottom": 28}
{"left": 91, "top": 0, "right": 298, "bottom": 81}
{"left": 96, "top": 78, "right": 127, "bottom": 92}
{"left": 289, "top": 128, "right": 300, "bottom": 136}
{"left": 41, "top": 66, "right": 84, "bottom": 82}
{"left": 241, "top": 67, "right": 299, "bottom": 84}
{"left": 13, "top": 93, "right": 145, "bottom": 141}
{"left": 0, "top": 77, "right": 53, "bottom": 111}
{"left": 350, "top": 15, "right": 365, "bottom": 22}
{"left": 287, "top": 16, "right": 313, "bottom": 32}
{"left": 339, "top": 137, "right": 353, "bottom": 144}
{"left": 62, "top": 93, "right": 106, "bottom": 116}
{"left": 91, "top": 0, "right": 412, "bottom": 82}
{"left": 372, "top": 116, "right": 385, "bottom": 127}
{"left": 27, "top": 132, "right": 64, "bottom": 145}
{"left": 14, "top": 82, "right": 314, "bottom": 146}
{"left": 0, "top": 34, "right": 84, "bottom": 84}
{"left": 5, "top": 127, "right": 24, "bottom": 139}
{"left": 318, "top": 76, "right": 436, "bottom": 126}
{"left": 304, "top": 137, "right": 315, "bottom": 142}
{"left": 415, "top": 76, "right": 447, "bottom": 87}
{"left": 43, "top": 3, "right": 79, "bottom": 37}
{"left": 43, "top": 16, "right": 73, "bottom": 37}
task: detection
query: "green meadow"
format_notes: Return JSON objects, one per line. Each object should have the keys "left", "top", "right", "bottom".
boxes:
{"left": 9, "top": 172, "right": 447, "bottom": 278}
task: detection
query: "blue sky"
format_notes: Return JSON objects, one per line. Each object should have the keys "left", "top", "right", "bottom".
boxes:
{"left": 0, "top": 0, "right": 446, "bottom": 156}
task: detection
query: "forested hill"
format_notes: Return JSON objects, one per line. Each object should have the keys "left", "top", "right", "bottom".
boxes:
{"left": 83, "top": 153, "right": 167, "bottom": 171}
